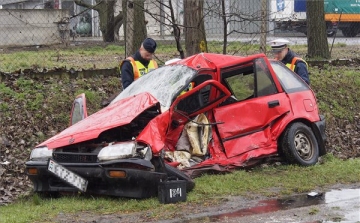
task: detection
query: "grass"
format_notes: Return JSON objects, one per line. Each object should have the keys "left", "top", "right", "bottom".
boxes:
{"left": 0, "top": 40, "right": 356, "bottom": 72}
{"left": 1, "top": 41, "right": 359, "bottom": 222}
{"left": 310, "top": 65, "right": 360, "bottom": 122}
{"left": 0, "top": 155, "right": 359, "bottom": 223}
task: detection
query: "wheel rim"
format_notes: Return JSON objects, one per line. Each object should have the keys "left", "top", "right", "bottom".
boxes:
{"left": 294, "top": 131, "right": 313, "bottom": 161}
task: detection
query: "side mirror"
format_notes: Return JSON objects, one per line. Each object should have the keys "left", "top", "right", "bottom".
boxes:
{"left": 69, "top": 93, "right": 88, "bottom": 126}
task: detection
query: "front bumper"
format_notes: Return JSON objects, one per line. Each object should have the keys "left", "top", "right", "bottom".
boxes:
{"left": 26, "top": 158, "right": 167, "bottom": 198}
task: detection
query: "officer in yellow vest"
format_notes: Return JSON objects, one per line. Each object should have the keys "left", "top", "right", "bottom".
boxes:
{"left": 120, "top": 38, "right": 158, "bottom": 89}
{"left": 269, "top": 38, "right": 310, "bottom": 85}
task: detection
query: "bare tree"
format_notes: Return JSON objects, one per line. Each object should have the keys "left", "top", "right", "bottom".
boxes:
{"left": 141, "top": 0, "right": 185, "bottom": 59}
{"left": 220, "top": 0, "right": 227, "bottom": 54}
{"left": 204, "top": 0, "right": 266, "bottom": 55}
{"left": 74, "top": 0, "right": 123, "bottom": 42}
{"left": 122, "top": 0, "right": 147, "bottom": 56}
{"left": 167, "top": 0, "right": 185, "bottom": 58}
{"left": 140, "top": 1, "right": 271, "bottom": 57}
{"left": 183, "top": 0, "right": 207, "bottom": 57}
{"left": 306, "top": 0, "right": 330, "bottom": 59}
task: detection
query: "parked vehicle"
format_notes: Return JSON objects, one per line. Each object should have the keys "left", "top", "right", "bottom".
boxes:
{"left": 271, "top": 0, "right": 360, "bottom": 37}
{"left": 25, "top": 53, "right": 326, "bottom": 198}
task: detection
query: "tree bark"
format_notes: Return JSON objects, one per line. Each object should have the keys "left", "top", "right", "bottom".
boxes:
{"left": 183, "top": 0, "right": 207, "bottom": 57}
{"left": 123, "top": 0, "right": 147, "bottom": 56}
{"left": 221, "top": 0, "right": 227, "bottom": 54}
{"left": 74, "top": 0, "right": 123, "bottom": 42}
{"left": 306, "top": 0, "right": 330, "bottom": 59}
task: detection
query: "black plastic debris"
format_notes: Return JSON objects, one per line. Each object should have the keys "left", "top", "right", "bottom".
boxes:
{"left": 158, "top": 179, "right": 187, "bottom": 204}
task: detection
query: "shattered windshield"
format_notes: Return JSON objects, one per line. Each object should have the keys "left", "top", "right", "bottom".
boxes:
{"left": 111, "top": 65, "right": 197, "bottom": 109}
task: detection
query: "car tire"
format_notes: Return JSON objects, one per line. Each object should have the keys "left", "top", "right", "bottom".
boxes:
{"left": 164, "top": 163, "right": 195, "bottom": 192}
{"left": 279, "top": 122, "right": 319, "bottom": 166}
{"left": 327, "top": 31, "right": 336, "bottom": 37}
{"left": 37, "top": 191, "right": 60, "bottom": 198}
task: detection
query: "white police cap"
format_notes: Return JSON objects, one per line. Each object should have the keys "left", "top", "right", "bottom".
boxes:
{"left": 269, "top": 38, "right": 290, "bottom": 52}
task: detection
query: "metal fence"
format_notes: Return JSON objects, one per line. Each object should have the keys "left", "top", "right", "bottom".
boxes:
{"left": 0, "top": 0, "right": 358, "bottom": 73}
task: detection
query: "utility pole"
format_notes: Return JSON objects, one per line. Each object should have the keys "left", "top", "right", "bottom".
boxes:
{"left": 259, "top": 0, "right": 267, "bottom": 54}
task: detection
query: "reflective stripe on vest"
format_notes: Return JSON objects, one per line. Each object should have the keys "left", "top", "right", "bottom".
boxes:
{"left": 125, "top": 57, "right": 158, "bottom": 80}
{"left": 286, "top": 57, "right": 308, "bottom": 71}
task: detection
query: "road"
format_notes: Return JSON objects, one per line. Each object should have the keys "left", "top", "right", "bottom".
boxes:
{"left": 167, "top": 187, "right": 360, "bottom": 223}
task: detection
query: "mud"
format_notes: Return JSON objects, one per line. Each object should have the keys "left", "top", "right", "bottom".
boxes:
{"left": 52, "top": 183, "right": 360, "bottom": 223}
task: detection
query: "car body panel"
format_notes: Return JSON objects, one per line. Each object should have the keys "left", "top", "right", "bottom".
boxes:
{"left": 213, "top": 93, "right": 290, "bottom": 158}
{"left": 38, "top": 92, "right": 159, "bottom": 149}
{"left": 26, "top": 52, "right": 326, "bottom": 198}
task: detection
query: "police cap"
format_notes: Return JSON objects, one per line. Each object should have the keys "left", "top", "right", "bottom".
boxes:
{"left": 142, "top": 38, "right": 157, "bottom": 53}
{"left": 269, "top": 38, "right": 290, "bottom": 53}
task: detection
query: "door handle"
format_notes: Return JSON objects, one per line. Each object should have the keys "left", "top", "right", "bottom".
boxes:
{"left": 268, "top": 100, "right": 280, "bottom": 108}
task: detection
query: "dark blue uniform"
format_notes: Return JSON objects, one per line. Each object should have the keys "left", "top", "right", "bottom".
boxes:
{"left": 281, "top": 49, "right": 310, "bottom": 85}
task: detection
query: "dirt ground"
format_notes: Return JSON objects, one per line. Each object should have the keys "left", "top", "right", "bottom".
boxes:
{"left": 51, "top": 183, "right": 360, "bottom": 223}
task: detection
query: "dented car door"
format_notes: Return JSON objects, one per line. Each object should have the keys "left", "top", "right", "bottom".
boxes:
{"left": 213, "top": 58, "right": 290, "bottom": 158}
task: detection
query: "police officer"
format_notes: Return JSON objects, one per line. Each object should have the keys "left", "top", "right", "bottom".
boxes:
{"left": 270, "top": 38, "right": 310, "bottom": 85}
{"left": 120, "top": 38, "right": 158, "bottom": 89}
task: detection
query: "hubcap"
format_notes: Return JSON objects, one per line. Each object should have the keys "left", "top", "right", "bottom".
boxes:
{"left": 294, "top": 132, "right": 313, "bottom": 160}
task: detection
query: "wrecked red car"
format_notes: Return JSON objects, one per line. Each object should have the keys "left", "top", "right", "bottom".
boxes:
{"left": 25, "top": 53, "right": 326, "bottom": 198}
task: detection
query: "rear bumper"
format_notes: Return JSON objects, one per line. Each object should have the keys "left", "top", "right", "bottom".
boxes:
{"left": 25, "top": 159, "right": 167, "bottom": 198}
{"left": 312, "top": 115, "right": 327, "bottom": 156}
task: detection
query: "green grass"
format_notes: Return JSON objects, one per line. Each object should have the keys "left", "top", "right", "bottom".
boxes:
{"left": 0, "top": 155, "right": 359, "bottom": 223}
{"left": 0, "top": 44, "right": 125, "bottom": 72}
{"left": 0, "top": 41, "right": 356, "bottom": 72}
{"left": 310, "top": 65, "right": 360, "bottom": 122}
{"left": 1, "top": 42, "right": 359, "bottom": 222}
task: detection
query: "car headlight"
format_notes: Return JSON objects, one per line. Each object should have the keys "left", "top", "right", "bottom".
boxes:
{"left": 30, "top": 146, "right": 53, "bottom": 160}
{"left": 98, "top": 142, "right": 136, "bottom": 161}
{"left": 139, "top": 146, "right": 152, "bottom": 161}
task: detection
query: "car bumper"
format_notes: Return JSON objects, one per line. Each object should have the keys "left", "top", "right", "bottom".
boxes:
{"left": 25, "top": 158, "right": 167, "bottom": 198}
{"left": 312, "top": 114, "right": 327, "bottom": 156}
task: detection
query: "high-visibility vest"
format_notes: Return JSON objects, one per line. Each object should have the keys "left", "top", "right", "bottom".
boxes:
{"left": 286, "top": 57, "right": 308, "bottom": 72}
{"left": 121, "top": 57, "right": 158, "bottom": 80}
{"left": 179, "top": 82, "right": 195, "bottom": 96}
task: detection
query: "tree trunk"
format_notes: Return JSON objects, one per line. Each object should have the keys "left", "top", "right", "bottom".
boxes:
{"left": 123, "top": 0, "right": 147, "bottom": 57}
{"left": 306, "top": 0, "right": 330, "bottom": 59}
{"left": 74, "top": 0, "right": 123, "bottom": 43}
{"left": 221, "top": 0, "right": 227, "bottom": 54}
{"left": 97, "top": 0, "right": 116, "bottom": 42}
{"left": 183, "top": 0, "right": 207, "bottom": 57}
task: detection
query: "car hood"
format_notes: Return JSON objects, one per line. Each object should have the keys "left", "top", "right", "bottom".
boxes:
{"left": 38, "top": 92, "right": 159, "bottom": 149}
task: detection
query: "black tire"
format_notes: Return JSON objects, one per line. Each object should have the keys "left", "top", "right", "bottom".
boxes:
{"left": 327, "top": 31, "right": 336, "bottom": 37}
{"left": 164, "top": 163, "right": 195, "bottom": 192}
{"left": 342, "top": 28, "right": 357, "bottom": 37}
{"left": 279, "top": 122, "right": 319, "bottom": 166}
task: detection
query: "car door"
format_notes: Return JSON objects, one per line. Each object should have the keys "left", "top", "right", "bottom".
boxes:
{"left": 170, "top": 79, "right": 231, "bottom": 125}
{"left": 69, "top": 93, "right": 88, "bottom": 126}
{"left": 213, "top": 58, "right": 291, "bottom": 158}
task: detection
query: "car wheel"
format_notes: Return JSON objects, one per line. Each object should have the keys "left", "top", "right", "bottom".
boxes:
{"left": 279, "top": 122, "right": 319, "bottom": 166}
{"left": 164, "top": 163, "right": 195, "bottom": 192}
{"left": 327, "top": 31, "right": 336, "bottom": 37}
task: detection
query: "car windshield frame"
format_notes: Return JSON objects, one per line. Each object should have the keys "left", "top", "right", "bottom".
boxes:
{"left": 111, "top": 65, "right": 197, "bottom": 110}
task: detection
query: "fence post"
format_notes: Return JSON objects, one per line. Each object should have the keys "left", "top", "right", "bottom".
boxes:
{"left": 259, "top": 0, "right": 267, "bottom": 54}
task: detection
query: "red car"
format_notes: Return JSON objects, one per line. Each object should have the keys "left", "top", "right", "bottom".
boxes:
{"left": 26, "top": 53, "right": 326, "bottom": 198}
